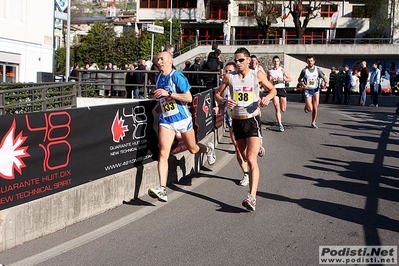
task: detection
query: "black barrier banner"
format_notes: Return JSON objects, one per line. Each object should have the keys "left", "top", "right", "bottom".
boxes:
{"left": 0, "top": 100, "right": 159, "bottom": 210}
{"left": 212, "top": 88, "right": 224, "bottom": 129}
{"left": 171, "top": 89, "right": 215, "bottom": 154}
{"left": 192, "top": 89, "right": 214, "bottom": 141}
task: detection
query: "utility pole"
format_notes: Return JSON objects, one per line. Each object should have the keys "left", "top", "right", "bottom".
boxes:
{"left": 65, "top": 0, "right": 71, "bottom": 82}
{"left": 169, "top": 0, "right": 172, "bottom": 44}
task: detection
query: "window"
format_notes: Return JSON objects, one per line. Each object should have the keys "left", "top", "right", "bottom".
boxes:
{"left": 177, "top": 0, "right": 196, "bottom": 8}
{"left": 238, "top": 4, "right": 254, "bottom": 17}
{"left": 352, "top": 5, "right": 371, "bottom": 18}
{"left": 140, "top": 0, "right": 194, "bottom": 8}
{"left": 209, "top": 0, "right": 228, "bottom": 20}
{"left": 235, "top": 27, "right": 264, "bottom": 44}
{"left": 320, "top": 5, "right": 338, "bottom": 17}
{"left": 0, "top": 63, "right": 17, "bottom": 83}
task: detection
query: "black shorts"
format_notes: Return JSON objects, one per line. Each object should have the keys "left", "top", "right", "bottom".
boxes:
{"left": 276, "top": 88, "right": 287, "bottom": 98}
{"left": 232, "top": 116, "right": 262, "bottom": 141}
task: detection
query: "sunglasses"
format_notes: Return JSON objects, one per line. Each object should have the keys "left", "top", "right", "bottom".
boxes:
{"left": 234, "top": 58, "right": 246, "bottom": 63}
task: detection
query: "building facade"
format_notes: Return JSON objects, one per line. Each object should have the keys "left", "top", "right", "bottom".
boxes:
{"left": 135, "top": 0, "right": 398, "bottom": 45}
{"left": 0, "top": 0, "right": 54, "bottom": 83}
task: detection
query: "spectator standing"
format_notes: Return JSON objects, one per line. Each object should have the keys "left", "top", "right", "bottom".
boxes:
{"left": 215, "top": 47, "right": 277, "bottom": 211}
{"left": 358, "top": 61, "right": 369, "bottom": 106}
{"left": 201, "top": 48, "right": 223, "bottom": 87}
{"left": 106, "top": 62, "right": 113, "bottom": 70}
{"left": 125, "top": 63, "right": 136, "bottom": 99}
{"left": 323, "top": 66, "right": 337, "bottom": 103}
{"left": 388, "top": 62, "right": 397, "bottom": 96}
{"left": 343, "top": 65, "right": 352, "bottom": 104}
{"left": 267, "top": 55, "right": 292, "bottom": 132}
{"left": 70, "top": 64, "right": 80, "bottom": 81}
{"left": 188, "top": 57, "right": 201, "bottom": 86}
{"left": 132, "top": 61, "right": 146, "bottom": 99}
{"left": 369, "top": 62, "right": 381, "bottom": 107}
{"left": 147, "top": 51, "right": 216, "bottom": 202}
{"left": 88, "top": 63, "right": 99, "bottom": 70}
{"left": 183, "top": 60, "right": 191, "bottom": 79}
{"left": 335, "top": 66, "right": 345, "bottom": 104}
{"left": 298, "top": 55, "right": 328, "bottom": 129}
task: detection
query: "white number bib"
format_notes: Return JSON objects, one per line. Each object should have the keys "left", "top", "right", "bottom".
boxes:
{"left": 233, "top": 86, "right": 254, "bottom": 107}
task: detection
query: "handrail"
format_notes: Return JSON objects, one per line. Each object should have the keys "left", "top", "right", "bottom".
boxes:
{"left": 171, "top": 37, "right": 395, "bottom": 57}
{"left": 0, "top": 82, "right": 77, "bottom": 115}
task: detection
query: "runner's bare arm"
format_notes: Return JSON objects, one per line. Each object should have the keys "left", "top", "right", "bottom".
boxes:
{"left": 154, "top": 88, "right": 192, "bottom": 103}
{"left": 258, "top": 71, "right": 277, "bottom": 107}
{"left": 215, "top": 73, "right": 229, "bottom": 105}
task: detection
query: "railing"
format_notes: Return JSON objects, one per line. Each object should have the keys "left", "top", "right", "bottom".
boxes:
{"left": 73, "top": 69, "right": 220, "bottom": 97}
{"left": 0, "top": 83, "right": 78, "bottom": 115}
{"left": 172, "top": 37, "right": 396, "bottom": 57}
{"left": 0, "top": 70, "right": 221, "bottom": 115}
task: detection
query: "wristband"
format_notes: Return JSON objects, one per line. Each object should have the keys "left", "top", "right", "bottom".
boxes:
{"left": 168, "top": 91, "right": 172, "bottom": 97}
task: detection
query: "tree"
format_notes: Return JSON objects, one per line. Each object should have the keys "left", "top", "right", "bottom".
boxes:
{"left": 247, "top": 0, "right": 281, "bottom": 41}
{"left": 75, "top": 22, "right": 117, "bottom": 67}
{"left": 284, "top": 0, "right": 324, "bottom": 42}
{"left": 114, "top": 28, "right": 140, "bottom": 64}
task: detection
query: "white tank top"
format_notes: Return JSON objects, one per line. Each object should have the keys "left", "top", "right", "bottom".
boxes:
{"left": 228, "top": 69, "right": 260, "bottom": 117}
{"left": 304, "top": 66, "right": 319, "bottom": 89}
{"left": 268, "top": 67, "right": 285, "bottom": 88}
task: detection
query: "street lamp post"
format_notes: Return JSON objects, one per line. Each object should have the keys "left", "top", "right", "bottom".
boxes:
{"left": 169, "top": 0, "right": 172, "bottom": 45}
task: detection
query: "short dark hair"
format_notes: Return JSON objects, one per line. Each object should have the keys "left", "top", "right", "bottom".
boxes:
{"left": 234, "top": 47, "right": 250, "bottom": 57}
{"left": 306, "top": 55, "right": 315, "bottom": 61}
{"left": 272, "top": 55, "right": 280, "bottom": 60}
{"left": 225, "top": 62, "right": 236, "bottom": 69}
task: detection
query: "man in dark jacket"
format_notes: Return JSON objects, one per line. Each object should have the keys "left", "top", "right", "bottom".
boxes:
{"left": 323, "top": 66, "right": 337, "bottom": 103}
{"left": 343, "top": 65, "right": 352, "bottom": 104}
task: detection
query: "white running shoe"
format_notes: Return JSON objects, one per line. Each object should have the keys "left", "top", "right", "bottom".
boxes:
{"left": 258, "top": 146, "right": 265, "bottom": 157}
{"left": 242, "top": 193, "right": 256, "bottom": 211}
{"left": 207, "top": 142, "right": 216, "bottom": 165}
{"left": 239, "top": 173, "right": 249, "bottom": 186}
{"left": 148, "top": 186, "right": 168, "bottom": 202}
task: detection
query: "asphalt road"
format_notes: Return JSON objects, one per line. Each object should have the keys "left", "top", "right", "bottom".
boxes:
{"left": 1, "top": 102, "right": 398, "bottom": 266}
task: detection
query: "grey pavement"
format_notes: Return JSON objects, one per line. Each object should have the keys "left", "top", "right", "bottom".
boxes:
{"left": 0, "top": 101, "right": 398, "bottom": 266}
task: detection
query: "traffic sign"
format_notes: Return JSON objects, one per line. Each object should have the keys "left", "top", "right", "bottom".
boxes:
{"left": 145, "top": 24, "right": 164, "bottom": 34}
{"left": 55, "top": 0, "right": 68, "bottom": 12}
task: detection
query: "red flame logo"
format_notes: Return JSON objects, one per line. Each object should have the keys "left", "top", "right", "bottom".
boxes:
{"left": 0, "top": 120, "right": 30, "bottom": 180}
{"left": 111, "top": 110, "right": 129, "bottom": 142}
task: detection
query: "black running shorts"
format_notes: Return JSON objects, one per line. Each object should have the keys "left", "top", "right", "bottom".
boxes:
{"left": 276, "top": 88, "right": 287, "bottom": 98}
{"left": 232, "top": 116, "right": 262, "bottom": 141}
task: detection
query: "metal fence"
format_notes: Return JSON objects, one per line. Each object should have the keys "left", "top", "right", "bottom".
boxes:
{"left": 0, "top": 83, "right": 78, "bottom": 115}
{"left": 173, "top": 38, "right": 396, "bottom": 57}
{"left": 0, "top": 70, "right": 221, "bottom": 115}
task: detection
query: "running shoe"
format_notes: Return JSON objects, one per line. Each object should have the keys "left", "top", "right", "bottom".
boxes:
{"left": 258, "top": 146, "right": 265, "bottom": 157}
{"left": 311, "top": 123, "right": 318, "bottom": 129}
{"left": 278, "top": 124, "right": 284, "bottom": 132}
{"left": 148, "top": 186, "right": 168, "bottom": 202}
{"left": 207, "top": 142, "right": 216, "bottom": 165}
{"left": 242, "top": 194, "right": 256, "bottom": 211}
{"left": 239, "top": 173, "right": 249, "bottom": 186}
